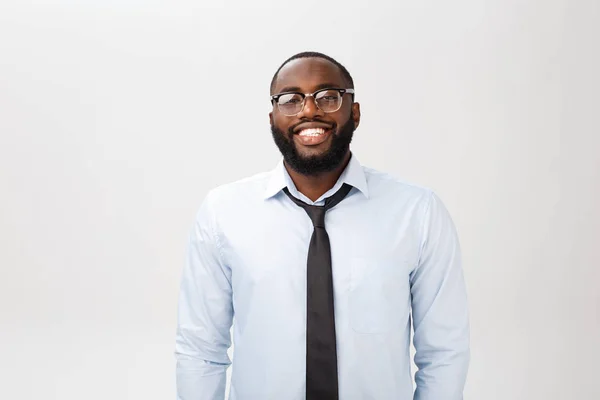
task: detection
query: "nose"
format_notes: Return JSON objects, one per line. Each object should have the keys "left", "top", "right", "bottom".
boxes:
{"left": 298, "top": 95, "right": 324, "bottom": 118}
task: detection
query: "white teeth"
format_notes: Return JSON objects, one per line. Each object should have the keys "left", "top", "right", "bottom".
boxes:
{"left": 299, "top": 128, "right": 326, "bottom": 137}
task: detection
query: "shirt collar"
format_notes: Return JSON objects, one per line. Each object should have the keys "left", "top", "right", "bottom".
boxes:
{"left": 263, "top": 152, "right": 369, "bottom": 201}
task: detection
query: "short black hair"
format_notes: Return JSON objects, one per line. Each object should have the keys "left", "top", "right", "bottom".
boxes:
{"left": 270, "top": 51, "right": 354, "bottom": 94}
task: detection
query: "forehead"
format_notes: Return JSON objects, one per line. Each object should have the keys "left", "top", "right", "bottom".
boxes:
{"left": 273, "top": 57, "right": 346, "bottom": 93}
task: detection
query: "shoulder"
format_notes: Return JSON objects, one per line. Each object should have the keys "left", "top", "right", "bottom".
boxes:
{"left": 362, "top": 165, "right": 434, "bottom": 205}
{"left": 199, "top": 170, "right": 272, "bottom": 215}
{"left": 361, "top": 166, "right": 456, "bottom": 239}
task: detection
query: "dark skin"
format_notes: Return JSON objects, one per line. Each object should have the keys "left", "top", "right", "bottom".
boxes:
{"left": 269, "top": 58, "right": 361, "bottom": 201}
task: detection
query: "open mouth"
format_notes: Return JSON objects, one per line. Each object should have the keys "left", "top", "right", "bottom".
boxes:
{"left": 295, "top": 127, "right": 333, "bottom": 146}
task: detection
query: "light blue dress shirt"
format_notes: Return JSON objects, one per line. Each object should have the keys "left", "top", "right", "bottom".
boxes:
{"left": 175, "top": 153, "right": 469, "bottom": 400}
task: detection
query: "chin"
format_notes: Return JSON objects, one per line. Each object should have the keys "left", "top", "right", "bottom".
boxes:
{"left": 297, "top": 144, "right": 332, "bottom": 158}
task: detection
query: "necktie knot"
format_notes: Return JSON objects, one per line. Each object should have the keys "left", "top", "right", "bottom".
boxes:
{"left": 305, "top": 206, "right": 326, "bottom": 228}
{"left": 282, "top": 183, "right": 353, "bottom": 229}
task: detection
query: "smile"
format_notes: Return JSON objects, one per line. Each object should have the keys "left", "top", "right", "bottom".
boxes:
{"left": 295, "top": 127, "right": 332, "bottom": 146}
{"left": 298, "top": 128, "right": 327, "bottom": 137}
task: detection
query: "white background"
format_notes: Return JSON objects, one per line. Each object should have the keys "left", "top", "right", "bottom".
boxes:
{"left": 1, "top": 1, "right": 598, "bottom": 399}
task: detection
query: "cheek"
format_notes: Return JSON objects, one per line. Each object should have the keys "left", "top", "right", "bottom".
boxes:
{"left": 273, "top": 115, "right": 293, "bottom": 131}
{"left": 333, "top": 110, "right": 353, "bottom": 129}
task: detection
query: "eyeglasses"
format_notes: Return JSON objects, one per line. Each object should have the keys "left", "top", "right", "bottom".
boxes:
{"left": 270, "top": 88, "right": 355, "bottom": 116}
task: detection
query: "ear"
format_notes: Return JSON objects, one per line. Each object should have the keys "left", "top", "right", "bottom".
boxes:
{"left": 351, "top": 102, "right": 361, "bottom": 129}
{"left": 269, "top": 111, "right": 274, "bottom": 126}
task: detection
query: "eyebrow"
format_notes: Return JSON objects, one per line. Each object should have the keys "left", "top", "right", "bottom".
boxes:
{"left": 277, "top": 82, "right": 342, "bottom": 94}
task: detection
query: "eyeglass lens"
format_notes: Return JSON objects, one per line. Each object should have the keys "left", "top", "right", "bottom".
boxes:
{"left": 277, "top": 90, "right": 342, "bottom": 116}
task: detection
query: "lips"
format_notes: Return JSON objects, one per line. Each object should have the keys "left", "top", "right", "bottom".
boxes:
{"left": 295, "top": 127, "right": 332, "bottom": 146}
{"left": 287, "top": 121, "right": 335, "bottom": 147}
{"left": 298, "top": 127, "right": 327, "bottom": 137}
{"left": 292, "top": 121, "right": 333, "bottom": 133}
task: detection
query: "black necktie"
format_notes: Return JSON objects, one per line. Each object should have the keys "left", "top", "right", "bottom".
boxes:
{"left": 283, "top": 183, "right": 353, "bottom": 400}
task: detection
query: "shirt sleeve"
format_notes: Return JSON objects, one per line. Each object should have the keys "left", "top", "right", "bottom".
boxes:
{"left": 410, "top": 192, "right": 470, "bottom": 400}
{"left": 175, "top": 191, "right": 233, "bottom": 400}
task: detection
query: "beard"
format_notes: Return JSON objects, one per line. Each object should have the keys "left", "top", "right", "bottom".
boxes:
{"left": 270, "top": 116, "right": 355, "bottom": 176}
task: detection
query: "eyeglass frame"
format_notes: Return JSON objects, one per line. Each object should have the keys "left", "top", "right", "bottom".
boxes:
{"left": 270, "top": 87, "right": 355, "bottom": 116}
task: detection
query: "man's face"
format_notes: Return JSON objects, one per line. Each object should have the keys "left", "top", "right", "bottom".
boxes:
{"left": 269, "top": 57, "right": 361, "bottom": 176}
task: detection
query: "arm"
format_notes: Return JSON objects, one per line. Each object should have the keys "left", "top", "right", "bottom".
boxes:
{"left": 410, "top": 192, "right": 470, "bottom": 400}
{"left": 175, "top": 192, "right": 233, "bottom": 400}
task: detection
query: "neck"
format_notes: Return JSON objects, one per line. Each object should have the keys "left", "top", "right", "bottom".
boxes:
{"left": 284, "top": 151, "right": 351, "bottom": 202}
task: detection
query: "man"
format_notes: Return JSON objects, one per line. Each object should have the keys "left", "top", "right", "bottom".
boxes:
{"left": 175, "top": 51, "right": 470, "bottom": 399}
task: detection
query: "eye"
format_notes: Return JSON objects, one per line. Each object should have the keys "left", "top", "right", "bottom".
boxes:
{"left": 316, "top": 90, "right": 341, "bottom": 102}
{"left": 278, "top": 93, "right": 303, "bottom": 105}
